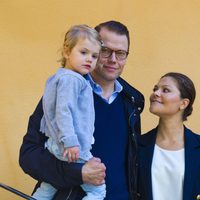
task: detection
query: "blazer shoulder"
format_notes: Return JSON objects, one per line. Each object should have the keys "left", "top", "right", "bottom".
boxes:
{"left": 139, "top": 127, "right": 157, "bottom": 146}
{"left": 185, "top": 126, "right": 200, "bottom": 143}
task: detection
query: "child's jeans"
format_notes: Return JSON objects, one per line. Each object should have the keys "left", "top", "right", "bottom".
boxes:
{"left": 32, "top": 180, "right": 106, "bottom": 200}
{"left": 32, "top": 138, "right": 106, "bottom": 200}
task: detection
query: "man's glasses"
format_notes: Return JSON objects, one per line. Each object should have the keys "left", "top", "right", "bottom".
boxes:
{"left": 100, "top": 46, "right": 129, "bottom": 60}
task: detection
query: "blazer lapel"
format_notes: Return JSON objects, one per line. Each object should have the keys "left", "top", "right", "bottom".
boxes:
{"left": 183, "top": 127, "right": 200, "bottom": 200}
{"left": 139, "top": 128, "right": 157, "bottom": 200}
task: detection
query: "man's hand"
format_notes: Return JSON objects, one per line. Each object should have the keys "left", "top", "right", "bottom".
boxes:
{"left": 82, "top": 157, "right": 106, "bottom": 185}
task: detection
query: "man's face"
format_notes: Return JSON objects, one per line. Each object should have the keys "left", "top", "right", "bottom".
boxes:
{"left": 91, "top": 28, "right": 129, "bottom": 83}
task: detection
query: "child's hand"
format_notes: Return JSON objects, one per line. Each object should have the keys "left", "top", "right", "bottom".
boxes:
{"left": 63, "top": 147, "right": 80, "bottom": 163}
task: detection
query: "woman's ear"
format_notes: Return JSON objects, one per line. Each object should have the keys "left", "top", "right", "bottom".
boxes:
{"left": 180, "top": 98, "right": 190, "bottom": 110}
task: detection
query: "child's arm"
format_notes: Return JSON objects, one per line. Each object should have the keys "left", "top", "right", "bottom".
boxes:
{"left": 55, "top": 75, "right": 82, "bottom": 149}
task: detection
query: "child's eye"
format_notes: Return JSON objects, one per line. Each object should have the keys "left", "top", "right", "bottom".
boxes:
{"left": 92, "top": 54, "right": 99, "bottom": 59}
{"left": 80, "top": 51, "right": 87, "bottom": 55}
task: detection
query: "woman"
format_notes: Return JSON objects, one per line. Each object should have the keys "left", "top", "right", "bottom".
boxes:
{"left": 137, "top": 72, "right": 200, "bottom": 200}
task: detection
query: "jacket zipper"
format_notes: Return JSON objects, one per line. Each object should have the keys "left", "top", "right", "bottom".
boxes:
{"left": 65, "top": 188, "right": 73, "bottom": 200}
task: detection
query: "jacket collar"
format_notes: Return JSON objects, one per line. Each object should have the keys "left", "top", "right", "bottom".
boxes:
{"left": 117, "top": 77, "right": 144, "bottom": 114}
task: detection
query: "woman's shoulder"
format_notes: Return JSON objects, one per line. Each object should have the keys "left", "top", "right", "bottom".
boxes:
{"left": 142, "top": 127, "right": 157, "bottom": 137}
{"left": 138, "top": 127, "right": 157, "bottom": 146}
{"left": 185, "top": 126, "right": 200, "bottom": 140}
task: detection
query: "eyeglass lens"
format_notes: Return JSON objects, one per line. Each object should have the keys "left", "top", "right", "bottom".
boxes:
{"left": 100, "top": 47, "right": 128, "bottom": 60}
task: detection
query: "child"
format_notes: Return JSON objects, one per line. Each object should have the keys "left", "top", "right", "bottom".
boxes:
{"left": 32, "top": 24, "right": 106, "bottom": 200}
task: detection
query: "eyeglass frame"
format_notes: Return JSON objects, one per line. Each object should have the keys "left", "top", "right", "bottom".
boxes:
{"left": 100, "top": 46, "right": 129, "bottom": 60}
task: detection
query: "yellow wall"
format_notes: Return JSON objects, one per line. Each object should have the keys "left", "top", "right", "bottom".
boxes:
{"left": 1, "top": 0, "right": 200, "bottom": 198}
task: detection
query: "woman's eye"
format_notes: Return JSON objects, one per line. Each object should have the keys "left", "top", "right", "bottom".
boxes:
{"left": 153, "top": 87, "right": 157, "bottom": 92}
{"left": 163, "top": 88, "right": 170, "bottom": 93}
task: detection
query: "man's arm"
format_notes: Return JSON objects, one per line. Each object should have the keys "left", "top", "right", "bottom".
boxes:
{"left": 19, "top": 99, "right": 105, "bottom": 189}
{"left": 19, "top": 99, "right": 83, "bottom": 189}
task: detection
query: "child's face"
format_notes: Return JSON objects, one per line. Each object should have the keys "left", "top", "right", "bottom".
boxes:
{"left": 64, "top": 38, "right": 101, "bottom": 75}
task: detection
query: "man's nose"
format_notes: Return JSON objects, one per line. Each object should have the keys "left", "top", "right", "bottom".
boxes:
{"left": 108, "top": 51, "right": 117, "bottom": 62}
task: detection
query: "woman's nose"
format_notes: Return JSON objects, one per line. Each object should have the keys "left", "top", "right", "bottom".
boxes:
{"left": 154, "top": 89, "right": 161, "bottom": 96}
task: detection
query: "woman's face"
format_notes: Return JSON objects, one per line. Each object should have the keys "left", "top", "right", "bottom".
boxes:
{"left": 149, "top": 76, "right": 185, "bottom": 119}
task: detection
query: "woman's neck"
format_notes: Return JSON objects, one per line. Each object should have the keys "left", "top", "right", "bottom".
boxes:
{"left": 156, "top": 118, "right": 184, "bottom": 150}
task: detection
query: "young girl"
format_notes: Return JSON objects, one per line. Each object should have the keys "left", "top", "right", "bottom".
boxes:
{"left": 32, "top": 24, "right": 106, "bottom": 200}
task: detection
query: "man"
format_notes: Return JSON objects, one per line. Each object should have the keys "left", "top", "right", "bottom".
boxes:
{"left": 19, "top": 20, "right": 144, "bottom": 200}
